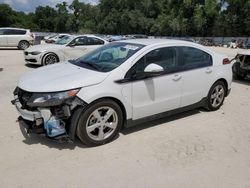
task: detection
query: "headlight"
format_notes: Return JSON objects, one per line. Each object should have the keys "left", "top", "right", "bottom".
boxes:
{"left": 28, "top": 89, "right": 80, "bottom": 107}
{"left": 30, "top": 51, "right": 41, "bottom": 55}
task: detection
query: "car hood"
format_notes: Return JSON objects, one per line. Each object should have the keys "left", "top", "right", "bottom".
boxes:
{"left": 25, "top": 44, "right": 65, "bottom": 52}
{"left": 18, "top": 62, "right": 110, "bottom": 92}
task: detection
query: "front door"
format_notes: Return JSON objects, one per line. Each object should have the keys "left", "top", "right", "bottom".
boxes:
{"left": 63, "top": 36, "right": 105, "bottom": 60}
{"left": 130, "top": 47, "right": 182, "bottom": 120}
{"left": 0, "top": 29, "right": 7, "bottom": 46}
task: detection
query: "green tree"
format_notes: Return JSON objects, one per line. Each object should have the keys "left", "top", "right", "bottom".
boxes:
{"left": 0, "top": 4, "right": 14, "bottom": 27}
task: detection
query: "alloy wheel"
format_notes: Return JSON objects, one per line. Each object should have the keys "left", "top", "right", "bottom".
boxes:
{"left": 45, "top": 54, "right": 57, "bottom": 65}
{"left": 210, "top": 85, "right": 225, "bottom": 108}
{"left": 86, "top": 106, "right": 118, "bottom": 141}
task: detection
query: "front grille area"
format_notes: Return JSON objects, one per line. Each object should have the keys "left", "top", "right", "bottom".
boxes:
{"left": 25, "top": 59, "right": 37, "bottom": 63}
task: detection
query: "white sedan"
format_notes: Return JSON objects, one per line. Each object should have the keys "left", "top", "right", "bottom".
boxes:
{"left": 23, "top": 35, "right": 108, "bottom": 66}
{"left": 13, "top": 39, "right": 232, "bottom": 146}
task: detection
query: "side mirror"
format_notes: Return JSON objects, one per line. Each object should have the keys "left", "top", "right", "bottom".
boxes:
{"left": 144, "top": 63, "right": 164, "bottom": 76}
{"left": 67, "top": 42, "right": 75, "bottom": 47}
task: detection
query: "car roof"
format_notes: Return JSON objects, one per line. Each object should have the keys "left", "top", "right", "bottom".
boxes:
{"left": 238, "top": 50, "right": 250, "bottom": 56}
{"left": 74, "top": 34, "right": 107, "bottom": 41}
{"left": 117, "top": 38, "right": 197, "bottom": 46}
{"left": 0, "top": 27, "right": 28, "bottom": 30}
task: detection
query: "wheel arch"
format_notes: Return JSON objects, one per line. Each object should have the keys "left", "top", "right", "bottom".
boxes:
{"left": 68, "top": 96, "right": 128, "bottom": 141}
{"left": 18, "top": 40, "right": 29, "bottom": 49}
{"left": 88, "top": 97, "right": 127, "bottom": 123}
{"left": 213, "top": 78, "right": 229, "bottom": 95}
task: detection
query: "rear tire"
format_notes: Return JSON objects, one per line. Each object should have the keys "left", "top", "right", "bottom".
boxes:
{"left": 18, "top": 40, "right": 30, "bottom": 50}
{"left": 206, "top": 81, "right": 226, "bottom": 111}
{"left": 76, "top": 99, "right": 123, "bottom": 146}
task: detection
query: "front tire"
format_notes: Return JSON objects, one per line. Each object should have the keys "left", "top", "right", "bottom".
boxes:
{"left": 18, "top": 40, "right": 30, "bottom": 50}
{"left": 42, "top": 53, "right": 59, "bottom": 66}
{"left": 206, "top": 81, "right": 226, "bottom": 111}
{"left": 76, "top": 99, "right": 123, "bottom": 146}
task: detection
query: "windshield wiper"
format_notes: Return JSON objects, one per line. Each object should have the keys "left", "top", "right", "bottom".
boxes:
{"left": 81, "top": 61, "right": 100, "bottom": 71}
{"left": 68, "top": 59, "right": 76, "bottom": 63}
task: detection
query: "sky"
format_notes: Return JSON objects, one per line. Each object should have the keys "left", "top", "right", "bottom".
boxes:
{"left": 0, "top": 0, "right": 99, "bottom": 12}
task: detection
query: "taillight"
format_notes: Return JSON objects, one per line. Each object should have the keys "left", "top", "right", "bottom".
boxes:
{"left": 223, "top": 58, "right": 230, "bottom": 65}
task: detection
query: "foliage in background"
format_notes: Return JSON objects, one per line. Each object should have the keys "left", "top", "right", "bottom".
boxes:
{"left": 0, "top": 0, "right": 249, "bottom": 36}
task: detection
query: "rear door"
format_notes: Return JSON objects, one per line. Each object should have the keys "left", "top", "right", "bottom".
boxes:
{"left": 178, "top": 46, "right": 214, "bottom": 107}
{"left": 5, "top": 29, "right": 26, "bottom": 47}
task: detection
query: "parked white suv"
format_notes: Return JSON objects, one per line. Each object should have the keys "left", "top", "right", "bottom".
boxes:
{"left": 0, "top": 27, "right": 34, "bottom": 50}
{"left": 24, "top": 35, "right": 108, "bottom": 65}
{"left": 12, "top": 39, "right": 232, "bottom": 146}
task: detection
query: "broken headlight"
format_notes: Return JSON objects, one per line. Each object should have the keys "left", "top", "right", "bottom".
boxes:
{"left": 27, "top": 89, "right": 80, "bottom": 107}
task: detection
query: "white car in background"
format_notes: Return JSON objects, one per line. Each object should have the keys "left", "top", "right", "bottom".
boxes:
{"left": 24, "top": 35, "right": 108, "bottom": 66}
{"left": 13, "top": 39, "right": 232, "bottom": 146}
{"left": 0, "top": 27, "right": 35, "bottom": 50}
{"left": 44, "top": 33, "right": 71, "bottom": 44}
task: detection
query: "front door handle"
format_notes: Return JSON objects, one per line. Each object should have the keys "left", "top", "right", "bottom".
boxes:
{"left": 205, "top": 68, "right": 212, "bottom": 74}
{"left": 172, "top": 74, "right": 182, "bottom": 81}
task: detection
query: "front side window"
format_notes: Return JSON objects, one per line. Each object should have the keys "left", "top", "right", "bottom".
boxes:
{"left": 71, "top": 37, "right": 87, "bottom": 46}
{"left": 126, "top": 47, "right": 177, "bottom": 78}
{"left": 70, "top": 42, "right": 145, "bottom": 72}
{"left": 180, "top": 47, "right": 212, "bottom": 69}
{"left": 55, "top": 36, "right": 74, "bottom": 45}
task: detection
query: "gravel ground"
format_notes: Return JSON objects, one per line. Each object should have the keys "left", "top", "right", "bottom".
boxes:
{"left": 0, "top": 47, "right": 250, "bottom": 188}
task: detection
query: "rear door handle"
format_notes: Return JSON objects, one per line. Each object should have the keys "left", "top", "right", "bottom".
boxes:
{"left": 172, "top": 74, "right": 182, "bottom": 81}
{"left": 205, "top": 68, "right": 212, "bottom": 74}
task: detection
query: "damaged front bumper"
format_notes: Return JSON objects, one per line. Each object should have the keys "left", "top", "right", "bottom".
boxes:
{"left": 11, "top": 87, "right": 87, "bottom": 142}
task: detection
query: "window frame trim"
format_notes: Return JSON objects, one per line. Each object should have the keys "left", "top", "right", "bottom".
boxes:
{"left": 115, "top": 44, "right": 214, "bottom": 84}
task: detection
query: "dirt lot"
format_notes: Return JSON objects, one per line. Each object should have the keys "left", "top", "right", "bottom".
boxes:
{"left": 0, "top": 47, "right": 250, "bottom": 188}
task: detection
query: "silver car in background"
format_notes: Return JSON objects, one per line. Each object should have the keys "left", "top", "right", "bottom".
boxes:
{"left": 24, "top": 35, "right": 108, "bottom": 66}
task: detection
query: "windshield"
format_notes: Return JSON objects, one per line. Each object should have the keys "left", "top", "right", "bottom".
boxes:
{"left": 55, "top": 35, "right": 74, "bottom": 45}
{"left": 70, "top": 42, "right": 145, "bottom": 72}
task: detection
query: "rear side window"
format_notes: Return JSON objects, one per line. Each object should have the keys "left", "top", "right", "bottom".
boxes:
{"left": 85, "top": 37, "right": 104, "bottom": 45}
{"left": 180, "top": 47, "right": 212, "bottom": 69}
{"left": 92, "top": 38, "right": 105, "bottom": 45}
{"left": 4, "top": 29, "right": 26, "bottom": 35}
